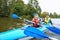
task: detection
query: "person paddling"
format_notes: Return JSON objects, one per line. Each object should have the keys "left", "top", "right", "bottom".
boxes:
{"left": 44, "top": 14, "right": 53, "bottom": 25}
{"left": 32, "top": 14, "right": 41, "bottom": 28}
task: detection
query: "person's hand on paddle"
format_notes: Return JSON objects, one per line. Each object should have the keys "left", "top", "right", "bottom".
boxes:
{"left": 19, "top": 17, "right": 22, "bottom": 19}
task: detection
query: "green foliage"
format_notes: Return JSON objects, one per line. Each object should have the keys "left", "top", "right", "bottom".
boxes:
{"left": 0, "top": 0, "right": 60, "bottom": 18}
{"left": 8, "top": 0, "right": 16, "bottom": 17}
{"left": 52, "top": 12, "right": 58, "bottom": 18}
{"left": 50, "top": 13, "right": 53, "bottom": 18}
{"left": 49, "top": 12, "right": 59, "bottom": 18}
{"left": 28, "top": 0, "right": 41, "bottom": 15}
{"left": 0, "top": 0, "right": 8, "bottom": 16}
{"left": 24, "top": 4, "right": 36, "bottom": 16}
{"left": 58, "top": 15, "right": 60, "bottom": 18}
{"left": 40, "top": 12, "right": 48, "bottom": 18}
{"left": 40, "top": 12, "right": 60, "bottom": 18}
{"left": 14, "top": 0, "right": 25, "bottom": 16}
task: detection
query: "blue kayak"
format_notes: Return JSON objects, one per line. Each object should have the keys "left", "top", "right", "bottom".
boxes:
{"left": 0, "top": 24, "right": 54, "bottom": 40}
{"left": 0, "top": 25, "right": 60, "bottom": 40}
{"left": 0, "top": 29, "right": 27, "bottom": 40}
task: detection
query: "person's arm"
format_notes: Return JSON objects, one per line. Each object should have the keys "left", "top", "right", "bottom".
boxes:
{"left": 42, "top": 18, "right": 45, "bottom": 22}
{"left": 32, "top": 18, "right": 34, "bottom": 22}
{"left": 50, "top": 19, "right": 53, "bottom": 25}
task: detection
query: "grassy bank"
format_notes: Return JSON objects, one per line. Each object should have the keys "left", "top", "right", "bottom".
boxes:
{"left": 0, "top": 17, "right": 23, "bottom": 32}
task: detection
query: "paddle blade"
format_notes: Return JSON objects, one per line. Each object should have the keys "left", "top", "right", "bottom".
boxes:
{"left": 47, "top": 27, "right": 60, "bottom": 34}
{"left": 24, "top": 26, "right": 48, "bottom": 38}
{"left": 12, "top": 14, "right": 19, "bottom": 19}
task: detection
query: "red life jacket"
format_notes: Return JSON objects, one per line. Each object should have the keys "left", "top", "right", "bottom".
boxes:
{"left": 32, "top": 18, "right": 40, "bottom": 27}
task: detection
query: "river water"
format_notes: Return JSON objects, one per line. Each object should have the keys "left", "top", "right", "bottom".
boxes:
{"left": 51, "top": 18, "right": 60, "bottom": 28}
{"left": 19, "top": 18, "right": 60, "bottom": 40}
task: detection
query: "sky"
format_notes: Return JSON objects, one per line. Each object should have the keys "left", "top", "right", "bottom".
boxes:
{"left": 23, "top": 0, "right": 60, "bottom": 14}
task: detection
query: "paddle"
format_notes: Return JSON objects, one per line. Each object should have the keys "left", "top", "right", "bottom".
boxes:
{"left": 42, "top": 23, "right": 60, "bottom": 34}
{"left": 11, "top": 14, "right": 21, "bottom": 19}
{"left": 24, "top": 26, "right": 49, "bottom": 38}
{"left": 24, "top": 26, "right": 59, "bottom": 40}
{"left": 46, "top": 25, "right": 60, "bottom": 34}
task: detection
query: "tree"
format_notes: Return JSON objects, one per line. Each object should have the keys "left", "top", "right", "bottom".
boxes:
{"left": 28, "top": 0, "right": 41, "bottom": 15}
{"left": 14, "top": 0, "right": 25, "bottom": 16}
{"left": 53, "top": 12, "right": 58, "bottom": 18}
{"left": 0, "top": 0, "right": 2, "bottom": 15}
{"left": 8, "top": 0, "right": 17, "bottom": 17}
{"left": 50, "top": 13, "right": 53, "bottom": 18}
{"left": 25, "top": 4, "right": 36, "bottom": 15}
{"left": 40, "top": 12, "right": 48, "bottom": 18}
{"left": 0, "top": 0, "right": 9, "bottom": 17}
{"left": 58, "top": 14, "right": 60, "bottom": 18}
{"left": 0, "top": 0, "right": 17, "bottom": 17}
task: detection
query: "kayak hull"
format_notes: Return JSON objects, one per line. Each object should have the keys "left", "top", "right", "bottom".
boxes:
{"left": 0, "top": 29, "right": 27, "bottom": 40}
{"left": 0, "top": 24, "right": 50, "bottom": 40}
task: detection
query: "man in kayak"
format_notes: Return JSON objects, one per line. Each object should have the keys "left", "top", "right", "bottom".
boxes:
{"left": 44, "top": 14, "right": 53, "bottom": 25}
{"left": 32, "top": 14, "right": 41, "bottom": 28}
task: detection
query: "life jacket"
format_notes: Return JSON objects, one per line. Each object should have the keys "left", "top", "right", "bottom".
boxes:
{"left": 45, "top": 17, "right": 51, "bottom": 24}
{"left": 32, "top": 18, "right": 40, "bottom": 27}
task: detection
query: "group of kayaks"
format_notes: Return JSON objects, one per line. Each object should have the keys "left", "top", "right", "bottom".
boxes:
{"left": 0, "top": 23, "right": 60, "bottom": 40}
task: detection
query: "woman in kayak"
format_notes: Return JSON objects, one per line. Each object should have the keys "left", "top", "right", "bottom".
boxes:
{"left": 32, "top": 14, "right": 41, "bottom": 28}
{"left": 44, "top": 14, "right": 53, "bottom": 25}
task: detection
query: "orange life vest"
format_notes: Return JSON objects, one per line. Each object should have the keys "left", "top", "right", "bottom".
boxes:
{"left": 32, "top": 18, "right": 39, "bottom": 27}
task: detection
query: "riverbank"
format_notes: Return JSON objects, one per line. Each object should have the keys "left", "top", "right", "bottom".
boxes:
{"left": 0, "top": 17, "right": 23, "bottom": 32}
